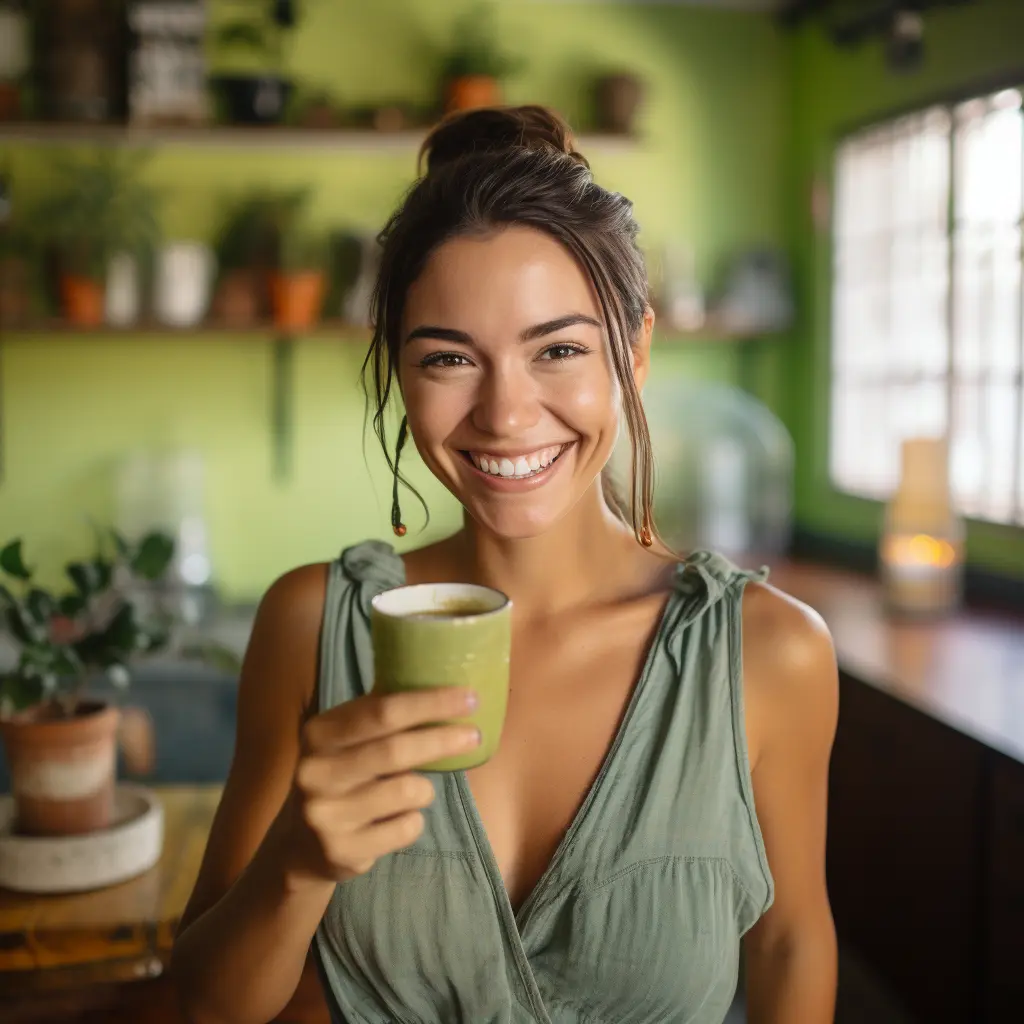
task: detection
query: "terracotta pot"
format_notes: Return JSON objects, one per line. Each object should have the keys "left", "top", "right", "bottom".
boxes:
{"left": 211, "top": 269, "right": 262, "bottom": 327}
{"left": 270, "top": 270, "right": 326, "bottom": 331}
{"left": 0, "top": 256, "right": 31, "bottom": 325}
{"left": 0, "top": 700, "right": 121, "bottom": 836}
{"left": 594, "top": 73, "right": 645, "bottom": 136}
{"left": 0, "top": 81, "right": 21, "bottom": 121}
{"left": 60, "top": 274, "right": 105, "bottom": 327}
{"left": 444, "top": 75, "right": 501, "bottom": 114}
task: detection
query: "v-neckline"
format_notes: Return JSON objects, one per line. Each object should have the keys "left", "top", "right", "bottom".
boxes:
{"left": 452, "top": 571, "right": 682, "bottom": 934}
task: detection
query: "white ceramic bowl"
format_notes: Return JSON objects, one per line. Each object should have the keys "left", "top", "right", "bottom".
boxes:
{"left": 0, "top": 784, "right": 164, "bottom": 894}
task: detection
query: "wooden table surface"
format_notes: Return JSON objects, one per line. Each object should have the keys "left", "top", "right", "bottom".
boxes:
{"left": 0, "top": 785, "right": 220, "bottom": 992}
{"left": 768, "top": 559, "right": 1024, "bottom": 765}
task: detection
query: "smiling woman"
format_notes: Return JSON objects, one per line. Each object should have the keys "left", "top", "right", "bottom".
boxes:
{"left": 170, "top": 106, "right": 839, "bottom": 1024}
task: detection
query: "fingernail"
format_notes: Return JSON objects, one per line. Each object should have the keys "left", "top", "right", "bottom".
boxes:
{"left": 464, "top": 690, "right": 479, "bottom": 709}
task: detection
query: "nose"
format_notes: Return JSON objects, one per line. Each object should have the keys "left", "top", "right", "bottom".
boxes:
{"left": 470, "top": 360, "right": 541, "bottom": 438}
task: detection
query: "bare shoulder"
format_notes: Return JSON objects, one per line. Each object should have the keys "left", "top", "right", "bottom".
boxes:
{"left": 740, "top": 580, "right": 839, "bottom": 770}
{"left": 251, "top": 562, "right": 331, "bottom": 640}
{"left": 242, "top": 562, "right": 331, "bottom": 717}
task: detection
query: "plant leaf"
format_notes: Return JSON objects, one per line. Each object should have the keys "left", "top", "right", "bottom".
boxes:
{"left": 92, "top": 557, "right": 113, "bottom": 591}
{"left": 0, "top": 539, "right": 31, "bottom": 580}
{"left": 103, "top": 602, "right": 139, "bottom": 655}
{"left": 110, "top": 529, "right": 131, "bottom": 559}
{"left": 67, "top": 559, "right": 109, "bottom": 598}
{"left": 0, "top": 674, "right": 44, "bottom": 713}
{"left": 58, "top": 592, "right": 86, "bottom": 617}
{"left": 25, "top": 588, "right": 57, "bottom": 626}
{"left": 131, "top": 532, "right": 175, "bottom": 580}
{"left": 4, "top": 604, "right": 45, "bottom": 646}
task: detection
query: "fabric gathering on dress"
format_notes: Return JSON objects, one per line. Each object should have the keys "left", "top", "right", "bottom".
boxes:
{"left": 312, "top": 541, "right": 775, "bottom": 1024}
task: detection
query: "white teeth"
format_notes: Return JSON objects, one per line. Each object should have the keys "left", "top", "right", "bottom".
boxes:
{"left": 468, "top": 444, "right": 568, "bottom": 479}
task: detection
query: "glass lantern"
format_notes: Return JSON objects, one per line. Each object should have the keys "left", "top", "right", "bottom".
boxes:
{"left": 879, "top": 438, "right": 965, "bottom": 617}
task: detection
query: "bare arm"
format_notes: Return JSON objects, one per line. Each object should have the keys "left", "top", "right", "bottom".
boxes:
{"left": 170, "top": 564, "right": 484, "bottom": 1024}
{"left": 170, "top": 564, "right": 335, "bottom": 1024}
{"left": 741, "top": 584, "right": 840, "bottom": 1024}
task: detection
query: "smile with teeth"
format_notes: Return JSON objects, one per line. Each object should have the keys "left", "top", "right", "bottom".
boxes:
{"left": 463, "top": 444, "right": 570, "bottom": 480}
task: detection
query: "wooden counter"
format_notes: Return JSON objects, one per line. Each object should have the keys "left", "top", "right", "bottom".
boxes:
{"left": 769, "top": 559, "right": 1024, "bottom": 1024}
{"left": 768, "top": 560, "right": 1024, "bottom": 764}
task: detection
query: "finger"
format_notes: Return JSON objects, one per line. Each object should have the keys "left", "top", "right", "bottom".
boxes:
{"left": 303, "top": 773, "right": 434, "bottom": 838}
{"left": 348, "top": 723, "right": 481, "bottom": 780}
{"left": 298, "top": 723, "right": 479, "bottom": 795}
{"left": 304, "top": 686, "right": 477, "bottom": 753}
{"left": 334, "top": 810, "right": 428, "bottom": 874}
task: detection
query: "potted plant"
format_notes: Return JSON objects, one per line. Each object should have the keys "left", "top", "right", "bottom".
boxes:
{"left": 209, "top": 191, "right": 276, "bottom": 327}
{"left": 0, "top": 218, "right": 39, "bottom": 326}
{"left": 33, "top": 148, "right": 163, "bottom": 327}
{"left": 0, "top": 528, "right": 184, "bottom": 837}
{"left": 263, "top": 188, "right": 327, "bottom": 331}
{"left": 210, "top": 0, "right": 302, "bottom": 125}
{"left": 440, "top": 4, "right": 524, "bottom": 114}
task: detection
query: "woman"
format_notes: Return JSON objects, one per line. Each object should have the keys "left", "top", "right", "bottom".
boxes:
{"left": 171, "top": 106, "right": 838, "bottom": 1024}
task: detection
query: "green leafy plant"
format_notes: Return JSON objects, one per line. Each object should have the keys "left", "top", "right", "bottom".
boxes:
{"left": 32, "top": 148, "right": 163, "bottom": 281}
{"left": 1, "top": 529, "right": 178, "bottom": 716}
{"left": 441, "top": 4, "right": 525, "bottom": 81}
{"left": 213, "top": 0, "right": 308, "bottom": 71}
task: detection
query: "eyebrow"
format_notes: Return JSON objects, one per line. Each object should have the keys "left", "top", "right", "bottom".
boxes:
{"left": 404, "top": 313, "right": 603, "bottom": 346}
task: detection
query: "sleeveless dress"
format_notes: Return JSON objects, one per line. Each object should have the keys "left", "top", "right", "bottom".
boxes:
{"left": 313, "top": 540, "right": 774, "bottom": 1024}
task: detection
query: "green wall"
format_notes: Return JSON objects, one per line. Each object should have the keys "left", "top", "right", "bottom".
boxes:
{"left": 785, "top": 0, "right": 1024, "bottom": 577}
{"left": 0, "top": 0, "right": 790, "bottom": 601}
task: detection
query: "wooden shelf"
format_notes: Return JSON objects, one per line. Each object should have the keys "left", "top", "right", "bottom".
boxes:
{"left": 0, "top": 122, "right": 640, "bottom": 154}
{"left": 0, "top": 318, "right": 776, "bottom": 343}
{"left": 0, "top": 319, "right": 364, "bottom": 338}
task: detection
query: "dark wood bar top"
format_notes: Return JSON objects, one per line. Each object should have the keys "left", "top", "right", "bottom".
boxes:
{"left": 767, "top": 558, "right": 1024, "bottom": 765}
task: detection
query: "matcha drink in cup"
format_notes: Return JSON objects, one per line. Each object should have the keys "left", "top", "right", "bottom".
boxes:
{"left": 370, "top": 582, "right": 512, "bottom": 771}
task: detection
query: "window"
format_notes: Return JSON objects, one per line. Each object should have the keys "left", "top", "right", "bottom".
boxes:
{"left": 830, "top": 88, "right": 1024, "bottom": 526}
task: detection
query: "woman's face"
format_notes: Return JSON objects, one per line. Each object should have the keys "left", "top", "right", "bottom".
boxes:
{"left": 399, "top": 225, "right": 649, "bottom": 541}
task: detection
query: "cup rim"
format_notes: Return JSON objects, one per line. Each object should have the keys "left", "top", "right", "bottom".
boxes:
{"left": 370, "top": 581, "right": 510, "bottom": 621}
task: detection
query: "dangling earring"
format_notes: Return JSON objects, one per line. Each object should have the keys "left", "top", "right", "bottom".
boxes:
{"left": 391, "top": 416, "right": 409, "bottom": 537}
{"left": 639, "top": 507, "right": 653, "bottom": 548}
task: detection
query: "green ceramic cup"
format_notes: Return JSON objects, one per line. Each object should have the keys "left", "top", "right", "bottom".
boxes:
{"left": 370, "top": 582, "right": 512, "bottom": 772}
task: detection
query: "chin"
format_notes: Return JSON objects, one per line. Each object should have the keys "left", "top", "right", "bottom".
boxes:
{"left": 462, "top": 497, "right": 574, "bottom": 542}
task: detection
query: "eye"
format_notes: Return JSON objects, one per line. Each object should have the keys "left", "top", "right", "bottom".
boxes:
{"left": 538, "top": 342, "right": 588, "bottom": 362}
{"left": 419, "top": 351, "right": 472, "bottom": 369}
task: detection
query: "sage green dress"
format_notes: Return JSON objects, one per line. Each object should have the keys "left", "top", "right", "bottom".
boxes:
{"left": 313, "top": 541, "right": 774, "bottom": 1024}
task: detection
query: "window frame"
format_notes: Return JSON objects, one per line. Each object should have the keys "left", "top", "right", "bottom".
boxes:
{"left": 826, "top": 74, "right": 1024, "bottom": 529}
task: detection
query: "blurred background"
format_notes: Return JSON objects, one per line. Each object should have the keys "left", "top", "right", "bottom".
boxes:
{"left": 1, "top": 1, "right": 1023, "bottom": 1022}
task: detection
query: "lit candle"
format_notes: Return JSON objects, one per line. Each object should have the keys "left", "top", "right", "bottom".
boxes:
{"left": 879, "top": 438, "right": 964, "bottom": 616}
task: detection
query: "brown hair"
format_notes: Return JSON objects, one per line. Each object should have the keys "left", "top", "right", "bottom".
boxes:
{"left": 362, "top": 104, "right": 655, "bottom": 545}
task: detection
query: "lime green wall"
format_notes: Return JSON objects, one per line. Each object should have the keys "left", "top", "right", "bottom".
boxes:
{"left": 786, "top": 0, "right": 1024, "bottom": 576}
{"left": 1, "top": 1, "right": 789, "bottom": 601}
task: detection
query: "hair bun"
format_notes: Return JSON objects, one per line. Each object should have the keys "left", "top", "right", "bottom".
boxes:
{"left": 419, "top": 105, "right": 589, "bottom": 176}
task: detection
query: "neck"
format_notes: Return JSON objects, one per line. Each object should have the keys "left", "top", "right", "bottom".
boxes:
{"left": 451, "top": 483, "right": 637, "bottom": 618}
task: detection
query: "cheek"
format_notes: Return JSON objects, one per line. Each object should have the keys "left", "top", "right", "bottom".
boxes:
{"left": 402, "top": 378, "right": 470, "bottom": 454}
{"left": 555, "top": 364, "right": 620, "bottom": 436}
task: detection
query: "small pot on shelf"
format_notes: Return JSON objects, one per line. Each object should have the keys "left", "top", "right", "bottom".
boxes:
{"left": 270, "top": 269, "right": 325, "bottom": 331}
{"left": 0, "top": 699, "right": 120, "bottom": 837}
{"left": 444, "top": 74, "right": 501, "bottom": 114}
{"left": 211, "top": 268, "right": 263, "bottom": 327}
{"left": 594, "top": 72, "right": 645, "bottom": 136}
{"left": 60, "top": 274, "right": 105, "bottom": 327}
